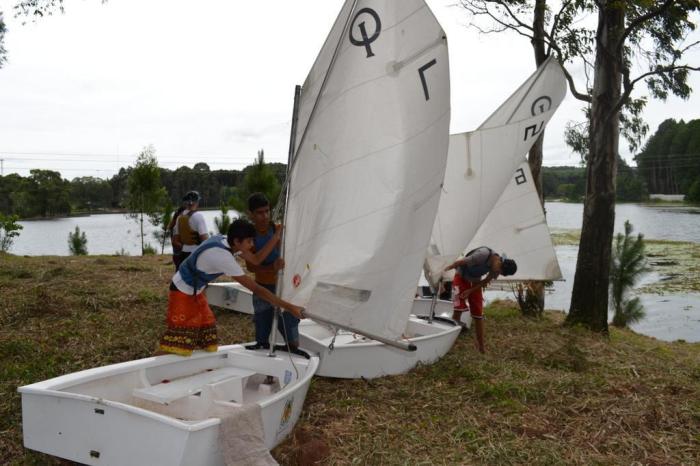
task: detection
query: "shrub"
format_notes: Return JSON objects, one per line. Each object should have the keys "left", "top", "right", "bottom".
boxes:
{"left": 687, "top": 178, "right": 700, "bottom": 203}
{"left": 68, "top": 226, "right": 88, "bottom": 256}
{"left": 610, "top": 221, "right": 650, "bottom": 327}
{"left": 0, "top": 213, "right": 23, "bottom": 252}
{"left": 142, "top": 243, "right": 157, "bottom": 255}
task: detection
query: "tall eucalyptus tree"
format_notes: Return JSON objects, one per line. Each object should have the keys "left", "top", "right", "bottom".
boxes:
{"left": 460, "top": 0, "right": 700, "bottom": 331}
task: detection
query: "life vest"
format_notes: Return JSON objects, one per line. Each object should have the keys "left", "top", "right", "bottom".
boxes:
{"left": 458, "top": 247, "right": 494, "bottom": 281}
{"left": 177, "top": 211, "right": 201, "bottom": 246}
{"left": 178, "top": 235, "right": 230, "bottom": 294}
{"left": 254, "top": 223, "right": 280, "bottom": 266}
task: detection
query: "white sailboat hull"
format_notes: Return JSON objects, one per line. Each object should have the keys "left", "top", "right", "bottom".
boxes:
{"left": 19, "top": 345, "right": 319, "bottom": 465}
{"left": 207, "top": 285, "right": 461, "bottom": 379}
{"left": 300, "top": 299, "right": 460, "bottom": 379}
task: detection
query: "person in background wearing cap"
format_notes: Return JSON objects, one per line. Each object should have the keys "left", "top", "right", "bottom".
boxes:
{"left": 444, "top": 246, "right": 518, "bottom": 354}
{"left": 172, "top": 191, "right": 209, "bottom": 270}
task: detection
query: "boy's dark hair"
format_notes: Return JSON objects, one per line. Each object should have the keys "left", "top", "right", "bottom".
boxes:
{"left": 501, "top": 258, "right": 518, "bottom": 276}
{"left": 248, "top": 192, "right": 270, "bottom": 212}
{"left": 227, "top": 218, "right": 256, "bottom": 244}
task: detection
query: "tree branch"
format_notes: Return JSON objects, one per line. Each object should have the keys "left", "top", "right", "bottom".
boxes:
{"left": 560, "top": 61, "right": 593, "bottom": 103}
{"left": 611, "top": 63, "right": 700, "bottom": 120}
{"left": 629, "top": 64, "right": 700, "bottom": 90}
{"left": 617, "top": 0, "right": 675, "bottom": 52}
{"left": 549, "top": 0, "right": 575, "bottom": 43}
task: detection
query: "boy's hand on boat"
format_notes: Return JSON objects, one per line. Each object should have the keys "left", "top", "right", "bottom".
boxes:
{"left": 287, "top": 305, "right": 305, "bottom": 319}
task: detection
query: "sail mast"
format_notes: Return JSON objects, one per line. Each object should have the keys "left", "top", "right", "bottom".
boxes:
{"left": 268, "top": 85, "right": 303, "bottom": 356}
{"left": 282, "top": 1, "right": 451, "bottom": 347}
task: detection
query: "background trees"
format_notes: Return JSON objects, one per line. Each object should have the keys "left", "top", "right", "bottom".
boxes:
{"left": 636, "top": 118, "right": 700, "bottom": 195}
{"left": 0, "top": 12, "right": 6, "bottom": 68}
{"left": 0, "top": 155, "right": 288, "bottom": 218}
{"left": 125, "top": 146, "right": 166, "bottom": 255}
{"left": 460, "top": 0, "right": 700, "bottom": 333}
{"left": 227, "top": 150, "right": 282, "bottom": 214}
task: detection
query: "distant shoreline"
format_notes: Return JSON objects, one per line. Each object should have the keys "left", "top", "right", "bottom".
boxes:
{"left": 17, "top": 206, "right": 224, "bottom": 222}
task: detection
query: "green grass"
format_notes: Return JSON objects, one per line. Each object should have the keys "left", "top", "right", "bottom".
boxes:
{"left": 0, "top": 255, "right": 699, "bottom": 465}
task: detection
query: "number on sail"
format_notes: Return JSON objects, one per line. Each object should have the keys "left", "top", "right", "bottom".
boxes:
{"left": 418, "top": 59, "right": 437, "bottom": 101}
{"left": 515, "top": 167, "right": 527, "bottom": 185}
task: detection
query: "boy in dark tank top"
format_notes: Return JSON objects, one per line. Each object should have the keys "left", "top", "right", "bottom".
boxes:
{"left": 445, "top": 247, "right": 517, "bottom": 353}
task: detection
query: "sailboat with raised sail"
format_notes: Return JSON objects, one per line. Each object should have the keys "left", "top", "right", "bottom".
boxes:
{"left": 425, "top": 57, "right": 567, "bottom": 293}
{"left": 281, "top": 0, "right": 462, "bottom": 379}
{"left": 465, "top": 161, "right": 563, "bottom": 283}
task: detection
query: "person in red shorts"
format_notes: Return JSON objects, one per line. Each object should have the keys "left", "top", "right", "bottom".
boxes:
{"left": 444, "top": 247, "right": 517, "bottom": 353}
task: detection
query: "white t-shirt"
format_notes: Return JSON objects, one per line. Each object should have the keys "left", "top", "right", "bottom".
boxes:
{"left": 172, "top": 238, "right": 245, "bottom": 295}
{"left": 173, "top": 209, "right": 209, "bottom": 252}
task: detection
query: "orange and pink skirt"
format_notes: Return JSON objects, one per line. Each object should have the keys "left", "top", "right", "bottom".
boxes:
{"left": 158, "top": 290, "right": 218, "bottom": 356}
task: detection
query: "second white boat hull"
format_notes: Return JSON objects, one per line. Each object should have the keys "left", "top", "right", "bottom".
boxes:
{"left": 299, "top": 299, "right": 461, "bottom": 379}
{"left": 19, "top": 345, "right": 319, "bottom": 465}
{"left": 207, "top": 284, "right": 463, "bottom": 379}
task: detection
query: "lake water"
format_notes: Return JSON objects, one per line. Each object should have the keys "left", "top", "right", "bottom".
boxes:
{"left": 10, "top": 210, "right": 232, "bottom": 256}
{"left": 7, "top": 202, "right": 700, "bottom": 342}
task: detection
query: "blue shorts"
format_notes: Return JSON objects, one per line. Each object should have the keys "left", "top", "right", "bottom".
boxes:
{"left": 252, "top": 283, "right": 300, "bottom": 346}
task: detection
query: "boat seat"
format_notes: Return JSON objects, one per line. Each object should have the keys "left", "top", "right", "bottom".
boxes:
{"left": 133, "top": 366, "right": 256, "bottom": 405}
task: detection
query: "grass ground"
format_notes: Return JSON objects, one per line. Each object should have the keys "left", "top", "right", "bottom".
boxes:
{"left": 1, "top": 253, "right": 699, "bottom": 465}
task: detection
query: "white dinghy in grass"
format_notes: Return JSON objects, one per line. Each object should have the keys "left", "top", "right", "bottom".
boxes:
{"left": 298, "top": 299, "right": 459, "bottom": 379}
{"left": 19, "top": 346, "right": 319, "bottom": 465}
{"left": 422, "top": 57, "right": 567, "bottom": 326}
{"left": 207, "top": 284, "right": 460, "bottom": 379}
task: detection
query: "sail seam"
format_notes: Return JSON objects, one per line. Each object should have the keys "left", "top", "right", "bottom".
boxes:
{"left": 291, "top": 108, "right": 450, "bottom": 199}
{"left": 288, "top": 116, "right": 450, "bottom": 253}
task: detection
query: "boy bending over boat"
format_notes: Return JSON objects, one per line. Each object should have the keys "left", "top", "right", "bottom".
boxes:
{"left": 444, "top": 247, "right": 517, "bottom": 354}
{"left": 158, "top": 218, "right": 305, "bottom": 356}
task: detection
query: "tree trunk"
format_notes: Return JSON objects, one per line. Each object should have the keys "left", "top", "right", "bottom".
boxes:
{"left": 566, "top": 1, "right": 624, "bottom": 333}
{"left": 522, "top": 0, "right": 548, "bottom": 316}
{"left": 140, "top": 210, "right": 145, "bottom": 255}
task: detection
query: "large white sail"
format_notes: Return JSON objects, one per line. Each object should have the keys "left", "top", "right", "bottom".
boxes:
{"left": 427, "top": 57, "right": 566, "bottom": 282}
{"left": 281, "top": 0, "right": 451, "bottom": 342}
{"left": 465, "top": 162, "right": 562, "bottom": 281}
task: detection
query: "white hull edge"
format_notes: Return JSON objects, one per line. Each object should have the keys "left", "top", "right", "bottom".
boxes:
{"left": 300, "top": 299, "right": 460, "bottom": 379}
{"left": 206, "top": 285, "right": 463, "bottom": 379}
{"left": 19, "top": 345, "right": 319, "bottom": 465}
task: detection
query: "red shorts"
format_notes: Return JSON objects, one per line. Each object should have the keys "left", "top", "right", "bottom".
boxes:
{"left": 453, "top": 274, "right": 484, "bottom": 319}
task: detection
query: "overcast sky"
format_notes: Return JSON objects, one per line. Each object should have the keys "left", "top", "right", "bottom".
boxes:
{"left": 0, "top": 0, "right": 698, "bottom": 180}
